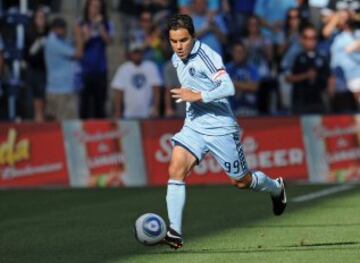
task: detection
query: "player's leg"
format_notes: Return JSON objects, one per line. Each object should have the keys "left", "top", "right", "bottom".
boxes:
{"left": 166, "top": 145, "right": 197, "bottom": 234}
{"left": 206, "top": 132, "right": 286, "bottom": 215}
{"left": 164, "top": 127, "right": 206, "bottom": 249}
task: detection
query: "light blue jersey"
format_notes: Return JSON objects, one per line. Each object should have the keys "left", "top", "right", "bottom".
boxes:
{"left": 172, "top": 40, "right": 239, "bottom": 135}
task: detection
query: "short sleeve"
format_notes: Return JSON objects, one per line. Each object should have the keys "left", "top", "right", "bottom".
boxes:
{"left": 111, "top": 65, "right": 126, "bottom": 90}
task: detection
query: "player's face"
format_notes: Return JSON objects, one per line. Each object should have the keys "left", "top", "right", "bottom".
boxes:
{"left": 169, "top": 28, "right": 195, "bottom": 60}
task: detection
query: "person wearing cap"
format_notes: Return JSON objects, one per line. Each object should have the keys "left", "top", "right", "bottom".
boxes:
{"left": 44, "top": 17, "right": 83, "bottom": 121}
{"left": 111, "top": 42, "right": 162, "bottom": 119}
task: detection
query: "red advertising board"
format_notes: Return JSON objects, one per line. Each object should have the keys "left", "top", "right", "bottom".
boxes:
{"left": 66, "top": 121, "right": 127, "bottom": 187}
{"left": 313, "top": 115, "right": 360, "bottom": 182}
{"left": 0, "top": 123, "right": 69, "bottom": 188}
{"left": 141, "top": 117, "right": 308, "bottom": 186}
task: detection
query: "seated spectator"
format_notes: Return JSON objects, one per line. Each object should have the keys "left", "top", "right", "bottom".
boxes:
{"left": 330, "top": 10, "right": 360, "bottom": 102}
{"left": 226, "top": 42, "right": 260, "bottom": 116}
{"left": 76, "top": 0, "right": 114, "bottom": 119}
{"left": 111, "top": 42, "right": 162, "bottom": 119}
{"left": 286, "top": 25, "right": 330, "bottom": 114}
{"left": 44, "top": 17, "right": 83, "bottom": 121}
{"left": 25, "top": 6, "right": 49, "bottom": 122}
{"left": 189, "top": 0, "right": 228, "bottom": 57}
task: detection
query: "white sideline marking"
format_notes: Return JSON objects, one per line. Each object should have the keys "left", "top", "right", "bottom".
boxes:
{"left": 291, "top": 185, "right": 355, "bottom": 203}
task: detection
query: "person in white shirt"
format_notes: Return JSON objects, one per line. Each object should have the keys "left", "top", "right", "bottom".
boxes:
{"left": 111, "top": 42, "right": 162, "bottom": 119}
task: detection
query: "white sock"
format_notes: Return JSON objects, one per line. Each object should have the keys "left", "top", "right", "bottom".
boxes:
{"left": 166, "top": 179, "right": 186, "bottom": 234}
{"left": 250, "top": 171, "right": 281, "bottom": 196}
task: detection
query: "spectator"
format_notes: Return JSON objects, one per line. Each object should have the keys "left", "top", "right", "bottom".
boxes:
{"left": 328, "top": 66, "right": 358, "bottom": 112}
{"left": 286, "top": 25, "right": 330, "bottom": 113}
{"left": 111, "top": 42, "right": 162, "bottom": 119}
{"left": 226, "top": 42, "right": 260, "bottom": 116}
{"left": 77, "top": 0, "right": 114, "bottom": 119}
{"left": 178, "top": 0, "right": 220, "bottom": 15}
{"left": 254, "top": 0, "right": 296, "bottom": 60}
{"left": 44, "top": 17, "right": 83, "bottom": 121}
{"left": 331, "top": 10, "right": 360, "bottom": 103}
{"left": 281, "top": 8, "right": 304, "bottom": 72}
{"left": 130, "top": 11, "right": 164, "bottom": 66}
{"left": 308, "top": 0, "right": 330, "bottom": 30}
{"left": 228, "top": 0, "right": 257, "bottom": 37}
{"left": 189, "top": 0, "right": 228, "bottom": 57}
{"left": 243, "top": 16, "right": 273, "bottom": 79}
{"left": 328, "top": 0, "right": 360, "bottom": 13}
{"left": 25, "top": 6, "right": 49, "bottom": 122}
{"left": 118, "top": 0, "right": 143, "bottom": 46}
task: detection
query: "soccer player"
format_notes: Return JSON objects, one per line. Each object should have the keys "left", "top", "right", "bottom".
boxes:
{"left": 163, "top": 14, "right": 287, "bottom": 249}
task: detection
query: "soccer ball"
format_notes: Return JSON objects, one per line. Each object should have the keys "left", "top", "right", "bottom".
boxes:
{"left": 134, "top": 213, "right": 167, "bottom": 245}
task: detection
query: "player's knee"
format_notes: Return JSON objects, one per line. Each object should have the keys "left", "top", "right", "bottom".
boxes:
{"left": 168, "top": 162, "right": 187, "bottom": 181}
{"left": 233, "top": 172, "right": 252, "bottom": 189}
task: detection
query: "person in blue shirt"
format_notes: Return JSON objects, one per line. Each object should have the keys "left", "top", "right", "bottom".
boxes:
{"left": 226, "top": 42, "right": 260, "bottom": 115}
{"left": 77, "top": 0, "right": 114, "bottom": 119}
{"left": 189, "top": 0, "right": 228, "bottom": 57}
{"left": 161, "top": 14, "right": 287, "bottom": 250}
{"left": 44, "top": 17, "right": 83, "bottom": 120}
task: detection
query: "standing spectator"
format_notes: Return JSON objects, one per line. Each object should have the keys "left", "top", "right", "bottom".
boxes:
{"left": 130, "top": 11, "right": 164, "bottom": 66}
{"left": 254, "top": 0, "right": 297, "bottom": 59}
{"left": 111, "top": 42, "right": 162, "bottom": 119}
{"left": 286, "top": 25, "right": 330, "bottom": 113}
{"left": 243, "top": 16, "right": 273, "bottom": 79}
{"left": 178, "top": 0, "right": 220, "bottom": 15}
{"left": 308, "top": 0, "right": 330, "bottom": 30}
{"left": 281, "top": 8, "right": 304, "bottom": 72}
{"left": 189, "top": 0, "right": 228, "bottom": 57}
{"left": 77, "top": 0, "right": 114, "bottom": 119}
{"left": 228, "top": 0, "right": 257, "bottom": 37}
{"left": 226, "top": 42, "right": 260, "bottom": 116}
{"left": 328, "top": 66, "right": 358, "bottom": 112}
{"left": 331, "top": 10, "right": 360, "bottom": 102}
{"left": 0, "top": 33, "right": 4, "bottom": 94}
{"left": 328, "top": 0, "right": 360, "bottom": 13}
{"left": 25, "top": 7, "right": 49, "bottom": 122}
{"left": 44, "top": 17, "right": 83, "bottom": 121}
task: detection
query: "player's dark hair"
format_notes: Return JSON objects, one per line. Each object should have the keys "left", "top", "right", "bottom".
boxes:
{"left": 167, "top": 14, "right": 195, "bottom": 37}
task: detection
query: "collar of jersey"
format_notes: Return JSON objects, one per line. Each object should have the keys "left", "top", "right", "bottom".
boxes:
{"left": 181, "top": 40, "right": 201, "bottom": 63}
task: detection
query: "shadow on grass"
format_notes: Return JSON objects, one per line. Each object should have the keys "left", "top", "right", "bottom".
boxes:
{"left": 0, "top": 184, "right": 359, "bottom": 263}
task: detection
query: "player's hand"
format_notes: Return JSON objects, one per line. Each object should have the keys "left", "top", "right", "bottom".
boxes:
{"left": 170, "top": 88, "right": 202, "bottom": 103}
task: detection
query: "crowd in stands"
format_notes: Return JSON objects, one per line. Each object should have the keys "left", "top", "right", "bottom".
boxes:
{"left": 1, "top": 0, "right": 360, "bottom": 122}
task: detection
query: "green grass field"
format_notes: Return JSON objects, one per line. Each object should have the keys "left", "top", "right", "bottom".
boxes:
{"left": 1, "top": 184, "right": 359, "bottom": 263}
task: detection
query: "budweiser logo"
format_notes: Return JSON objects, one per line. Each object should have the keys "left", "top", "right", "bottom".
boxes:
{"left": 313, "top": 124, "right": 360, "bottom": 138}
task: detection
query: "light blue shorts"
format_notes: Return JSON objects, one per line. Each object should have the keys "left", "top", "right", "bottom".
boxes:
{"left": 172, "top": 126, "right": 249, "bottom": 180}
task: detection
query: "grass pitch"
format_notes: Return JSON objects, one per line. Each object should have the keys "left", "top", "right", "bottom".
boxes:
{"left": 1, "top": 184, "right": 359, "bottom": 263}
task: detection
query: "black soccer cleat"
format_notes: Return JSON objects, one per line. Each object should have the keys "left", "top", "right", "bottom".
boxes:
{"left": 162, "top": 227, "right": 184, "bottom": 249}
{"left": 271, "top": 177, "right": 287, "bottom": 216}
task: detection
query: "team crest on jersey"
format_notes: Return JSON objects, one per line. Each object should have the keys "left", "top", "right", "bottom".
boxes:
{"left": 132, "top": 73, "right": 146, "bottom": 89}
{"left": 189, "top": 67, "right": 196, "bottom": 77}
